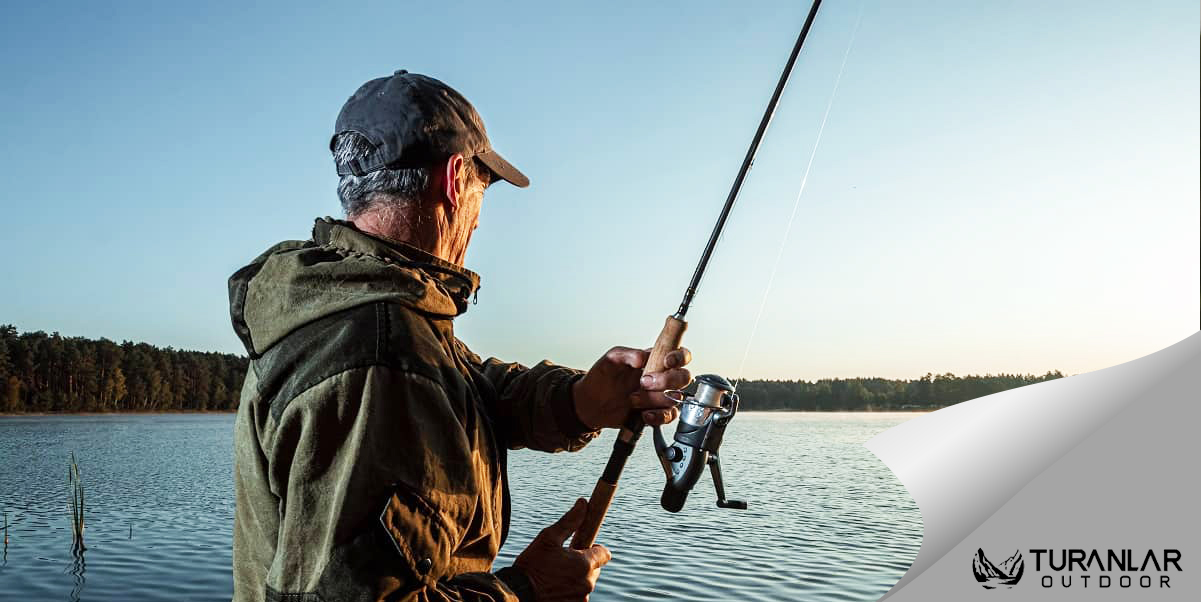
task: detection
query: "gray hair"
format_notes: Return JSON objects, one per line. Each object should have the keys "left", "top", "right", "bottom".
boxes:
{"left": 333, "top": 132, "right": 431, "bottom": 217}
{"left": 332, "top": 132, "right": 492, "bottom": 218}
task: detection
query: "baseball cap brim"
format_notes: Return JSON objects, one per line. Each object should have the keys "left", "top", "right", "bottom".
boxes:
{"left": 476, "top": 149, "right": 529, "bottom": 188}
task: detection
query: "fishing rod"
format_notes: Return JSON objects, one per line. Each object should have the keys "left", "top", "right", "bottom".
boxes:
{"left": 570, "top": 0, "right": 827, "bottom": 549}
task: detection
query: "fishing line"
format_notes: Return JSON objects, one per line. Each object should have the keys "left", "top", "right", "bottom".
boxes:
{"left": 734, "top": 1, "right": 866, "bottom": 388}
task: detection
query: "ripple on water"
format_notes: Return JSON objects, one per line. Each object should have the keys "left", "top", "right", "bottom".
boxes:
{"left": 1, "top": 412, "right": 922, "bottom": 601}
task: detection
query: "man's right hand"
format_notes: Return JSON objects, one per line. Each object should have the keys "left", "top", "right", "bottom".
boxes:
{"left": 512, "top": 498, "right": 611, "bottom": 601}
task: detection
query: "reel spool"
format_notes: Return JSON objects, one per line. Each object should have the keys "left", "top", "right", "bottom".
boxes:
{"left": 652, "top": 374, "right": 747, "bottom": 513}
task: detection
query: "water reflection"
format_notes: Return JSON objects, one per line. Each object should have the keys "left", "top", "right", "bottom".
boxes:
{"left": 68, "top": 544, "right": 86, "bottom": 602}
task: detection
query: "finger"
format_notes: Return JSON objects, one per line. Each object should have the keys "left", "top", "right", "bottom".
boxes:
{"left": 584, "top": 544, "right": 612, "bottom": 568}
{"left": 663, "top": 367, "right": 692, "bottom": 391}
{"left": 664, "top": 347, "right": 692, "bottom": 369}
{"left": 603, "top": 347, "right": 648, "bottom": 371}
{"left": 629, "top": 390, "right": 674, "bottom": 410}
{"left": 642, "top": 405, "right": 679, "bottom": 426}
{"left": 541, "top": 498, "right": 588, "bottom": 544}
{"left": 638, "top": 368, "right": 692, "bottom": 392}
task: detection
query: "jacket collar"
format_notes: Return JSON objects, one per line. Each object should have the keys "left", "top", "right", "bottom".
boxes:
{"left": 312, "top": 217, "right": 481, "bottom": 315}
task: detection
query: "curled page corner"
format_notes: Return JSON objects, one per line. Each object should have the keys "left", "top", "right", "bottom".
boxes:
{"left": 865, "top": 332, "right": 1201, "bottom": 599}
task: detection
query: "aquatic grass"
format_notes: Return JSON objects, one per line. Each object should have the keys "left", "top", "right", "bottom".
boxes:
{"left": 69, "top": 452, "right": 86, "bottom": 550}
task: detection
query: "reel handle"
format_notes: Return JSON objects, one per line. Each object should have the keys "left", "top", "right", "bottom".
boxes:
{"left": 571, "top": 314, "right": 688, "bottom": 550}
{"left": 709, "top": 453, "right": 747, "bottom": 510}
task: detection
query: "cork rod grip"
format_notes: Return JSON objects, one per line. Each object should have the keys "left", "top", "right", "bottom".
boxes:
{"left": 570, "top": 315, "right": 687, "bottom": 550}
{"left": 644, "top": 315, "right": 688, "bottom": 375}
{"left": 570, "top": 480, "right": 616, "bottom": 550}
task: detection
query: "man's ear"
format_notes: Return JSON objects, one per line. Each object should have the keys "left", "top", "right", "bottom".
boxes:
{"left": 441, "top": 153, "right": 466, "bottom": 211}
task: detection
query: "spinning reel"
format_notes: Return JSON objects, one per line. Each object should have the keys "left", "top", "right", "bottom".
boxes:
{"left": 652, "top": 374, "right": 747, "bottom": 513}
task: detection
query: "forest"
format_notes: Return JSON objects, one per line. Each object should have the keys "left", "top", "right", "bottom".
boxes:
{"left": 732, "top": 370, "right": 1064, "bottom": 411}
{"left": 0, "top": 324, "right": 1063, "bottom": 413}
{"left": 0, "top": 325, "right": 246, "bottom": 413}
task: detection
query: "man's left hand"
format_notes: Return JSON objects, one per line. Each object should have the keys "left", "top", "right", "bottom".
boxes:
{"left": 572, "top": 346, "right": 692, "bottom": 430}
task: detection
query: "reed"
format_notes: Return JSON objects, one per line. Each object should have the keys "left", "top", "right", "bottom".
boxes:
{"left": 68, "top": 452, "right": 86, "bottom": 550}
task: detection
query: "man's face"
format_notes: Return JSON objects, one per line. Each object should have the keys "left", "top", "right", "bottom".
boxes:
{"left": 444, "top": 159, "right": 490, "bottom": 265}
{"left": 463, "top": 170, "right": 488, "bottom": 233}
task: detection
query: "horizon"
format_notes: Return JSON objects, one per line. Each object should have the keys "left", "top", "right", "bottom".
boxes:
{"left": 1, "top": 1, "right": 1197, "bottom": 381}
{"left": 0, "top": 322, "right": 1070, "bottom": 382}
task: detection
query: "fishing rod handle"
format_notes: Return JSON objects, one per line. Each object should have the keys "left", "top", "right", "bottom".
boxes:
{"left": 645, "top": 315, "right": 688, "bottom": 376}
{"left": 571, "top": 478, "right": 618, "bottom": 550}
{"left": 570, "top": 315, "right": 688, "bottom": 550}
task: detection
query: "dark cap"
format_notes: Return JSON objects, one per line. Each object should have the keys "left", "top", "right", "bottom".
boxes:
{"left": 331, "top": 70, "right": 529, "bottom": 188}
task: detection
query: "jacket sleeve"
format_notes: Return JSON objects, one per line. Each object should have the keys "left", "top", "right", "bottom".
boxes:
{"left": 258, "top": 364, "right": 532, "bottom": 602}
{"left": 455, "top": 339, "right": 600, "bottom": 453}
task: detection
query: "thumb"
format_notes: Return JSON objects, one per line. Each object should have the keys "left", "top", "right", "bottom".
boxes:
{"left": 541, "top": 498, "right": 588, "bottom": 545}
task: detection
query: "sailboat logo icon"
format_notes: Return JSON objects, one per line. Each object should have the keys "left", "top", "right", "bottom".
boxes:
{"left": 972, "top": 548, "right": 1024, "bottom": 589}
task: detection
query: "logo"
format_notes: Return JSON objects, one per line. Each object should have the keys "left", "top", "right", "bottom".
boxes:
{"left": 973, "top": 548, "right": 1024, "bottom": 589}
{"left": 970, "top": 546, "right": 1182, "bottom": 590}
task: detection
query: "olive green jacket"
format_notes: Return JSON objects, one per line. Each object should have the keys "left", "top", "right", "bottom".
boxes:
{"left": 229, "top": 218, "right": 598, "bottom": 602}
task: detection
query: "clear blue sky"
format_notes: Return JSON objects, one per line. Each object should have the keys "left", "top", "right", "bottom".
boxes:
{"left": 1, "top": 0, "right": 1197, "bottom": 380}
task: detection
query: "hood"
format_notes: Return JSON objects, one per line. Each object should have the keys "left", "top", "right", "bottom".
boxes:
{"left": 228, "top": 217, "right": 481, "bottom": 358}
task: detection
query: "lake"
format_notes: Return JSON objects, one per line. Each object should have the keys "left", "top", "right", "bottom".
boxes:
{"left": 0, "top": 412, "right": 922, "bottom": 601}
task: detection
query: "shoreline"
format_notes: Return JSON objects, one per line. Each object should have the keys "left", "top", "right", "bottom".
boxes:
{"left": 745, "top": 408, "right": 940, "bottom": 412}
{"left": 1, "top": 408, "right": 936, "bottom": 417}
{"left": 0, "top": 409, "right": 237, "bottom": 417}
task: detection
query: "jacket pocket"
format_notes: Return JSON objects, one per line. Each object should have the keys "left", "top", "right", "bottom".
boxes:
{"left": 378, "top": 482, "right": 455, "bottom": 589}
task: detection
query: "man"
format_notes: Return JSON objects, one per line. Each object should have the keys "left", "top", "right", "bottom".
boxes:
{"left": 228, "top": 70, "right": 691, "bottom": 602}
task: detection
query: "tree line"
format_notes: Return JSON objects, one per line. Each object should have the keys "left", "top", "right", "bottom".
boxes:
{"left": 1, "top": 324, "right": 1065, "bottom": 414}
{"left": 1, "top": 325, "right": 247, "bottom": 413}
{"left": 733, "top": 371, "right": 1064, "bottom": 411}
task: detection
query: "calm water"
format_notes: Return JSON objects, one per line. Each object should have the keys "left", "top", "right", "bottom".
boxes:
{"left": 0, "top": 413, "right": 921, "bottom": 601}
